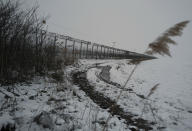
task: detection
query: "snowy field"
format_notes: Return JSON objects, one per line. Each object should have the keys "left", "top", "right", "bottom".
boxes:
{"left": 131, "top": 57, "right": 192, "bottom": 131}
{"left": 86, "top": 56, "right": 192, "bottom": 130}
{"left": 0, "top": 56, "right": 192, "bottom": 131}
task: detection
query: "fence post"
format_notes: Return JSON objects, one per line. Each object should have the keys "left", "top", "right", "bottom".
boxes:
{"left": 103, "top": 46, "right": 105, "bottom": 59}
{"left": 80, "top": 41, "right": 82, "bottom": 59}
{"left": 113, "top": 48, "right": 115, "bottom": 58}
{"left": 83, "top": 43, "right": 85, "bottom": 58}
{"left": 72, "top": 40, "right": 75, "bottom": 59}
{"left": 116, "top": 49, "right": 118, "bottom": 58}
{"left": 100, "top": 45, "right": 103, "bottom": 59}
{"left": 109, "top": 48, "right": 111, "bottom": 59}
{"left": 64, "top": 38, "right": 68, "bottom": 59}
{"left": 107, "top": 48, "right": 109, "bottom": 59}
{"left": 96, "top": 45, "right": 99, "bottom": 59}
{"left": 92, "top": 44, "right": 94, "bottom": 59}
{"left": 119, "top": 50, "right": 121, "bottom": 58}
{"left": 86, "top": 42, "right": 89, "bottom": 59}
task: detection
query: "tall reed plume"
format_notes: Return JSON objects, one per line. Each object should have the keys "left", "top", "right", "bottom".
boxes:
{"left": 103, "top": 20, "right": 190, "bottom": 131}
{"left": 145, "top": 21, "right": 190, "bottom": 57}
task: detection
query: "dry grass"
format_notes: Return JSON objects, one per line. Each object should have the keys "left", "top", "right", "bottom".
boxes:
{"left": 145, "top": 21, "right": 189, "bottom": 56}
{"left": 102, "top": 20, "right": 190, "bottom": 131}
{"left": 147, "top": 83, "right": 160, "bottom": 98}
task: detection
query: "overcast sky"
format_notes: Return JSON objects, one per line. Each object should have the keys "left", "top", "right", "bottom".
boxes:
{"left": 24, "top": 0, "right": 192, "bottom": 57}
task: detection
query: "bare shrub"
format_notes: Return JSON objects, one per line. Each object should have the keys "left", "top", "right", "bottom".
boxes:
{"left": 0, "top": 0, "right": 68, "bottom": 85}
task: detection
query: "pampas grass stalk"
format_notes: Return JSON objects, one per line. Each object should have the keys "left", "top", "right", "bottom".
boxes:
{"left": 102, "top": 20, "right": 189, "bottom": 131}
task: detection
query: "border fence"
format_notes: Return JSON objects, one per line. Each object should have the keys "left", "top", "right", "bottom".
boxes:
{"left": 41, "top": 30, "right": 155, "bottom": 60}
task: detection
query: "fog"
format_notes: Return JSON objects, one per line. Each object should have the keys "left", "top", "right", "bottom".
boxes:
{"left": 24, "top": 0, "right": 192, "bottom": 57}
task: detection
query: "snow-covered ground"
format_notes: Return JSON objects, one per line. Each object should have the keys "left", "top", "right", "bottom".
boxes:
{"left": 0, "top": 62, "right": 128, "bottom": 131}
{"left": 131, "top": 57, "right": 192, "bottom": 131}
{"left": 0, "top": 56, "right": 192, "bottom": 131}
{"left": 86, "top": 56, "right": 192, "bottom": 131}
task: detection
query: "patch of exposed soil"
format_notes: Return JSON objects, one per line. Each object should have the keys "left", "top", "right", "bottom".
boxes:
{"left": 72, "top": 71, "right": 154, "bottom": 130}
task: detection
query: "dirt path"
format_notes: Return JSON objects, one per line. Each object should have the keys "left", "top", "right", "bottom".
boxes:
{"left": 72, "top": 70, "right": 154, "bottom": 130}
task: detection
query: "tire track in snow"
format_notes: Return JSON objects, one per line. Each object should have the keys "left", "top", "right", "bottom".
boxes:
{"left": 72, "top": 69, "right": 154, "bottom": 130}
